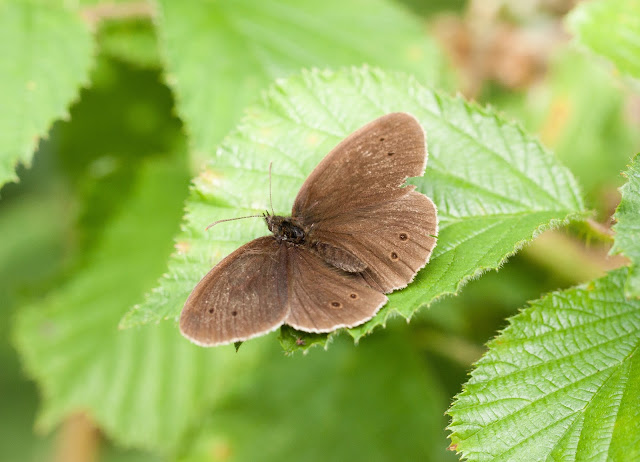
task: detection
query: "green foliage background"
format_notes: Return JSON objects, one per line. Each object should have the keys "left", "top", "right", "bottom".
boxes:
{"left": 2, "top": 0, "right": 639, "bottom": 461}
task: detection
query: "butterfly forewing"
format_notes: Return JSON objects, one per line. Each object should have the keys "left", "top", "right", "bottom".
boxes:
{"left": 180, "top": 237, "right": 288, "bottom": 346}
{"left": 285, "top": 246, "right": 388, "bottom": 332}
{"left": 292, "top": 112, "right": 427, "bottom": 224}
{"left": 293, "top": 112, "right": 438, "bottom": 293}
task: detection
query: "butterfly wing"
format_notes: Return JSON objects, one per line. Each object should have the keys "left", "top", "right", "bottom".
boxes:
{"left": 293, "top": 112, "right": 428, "bottom": 223}
{"left": 306, "top": 193, "right": 437, "bottom": 293}
{"left": 284, "top": 246, "right": 387, "bottom": 332}
{"left": 293, "top": 112, "right": 438, "bottom": 293}
{"left": 180, "top": 236, "right": 288, "bottom": 346}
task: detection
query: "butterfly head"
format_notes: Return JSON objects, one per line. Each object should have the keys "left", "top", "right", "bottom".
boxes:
{"left": 265, "top": 214, "right": 306, "bottom": 244}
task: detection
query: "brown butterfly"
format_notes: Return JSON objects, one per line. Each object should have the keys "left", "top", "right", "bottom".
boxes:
{"left": 180, "top": 113, "right": 438, "bottom": 346}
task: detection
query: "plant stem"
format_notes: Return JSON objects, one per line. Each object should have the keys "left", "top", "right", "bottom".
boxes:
{"left": 53, "top": 413, "right": 100, "bottom": 462}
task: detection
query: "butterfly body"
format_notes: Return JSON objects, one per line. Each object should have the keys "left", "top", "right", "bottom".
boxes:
{"left": 265, "top": 215, "right": 307, "bottom": 244}
{"left": 180, "top": 113, "right": 438, "bottom": 347}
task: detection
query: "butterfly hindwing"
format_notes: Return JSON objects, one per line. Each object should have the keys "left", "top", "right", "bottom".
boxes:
{"left": 180, "top": 237, "right": 289, "bottom": 346}
{"left": 307, "top": 191, "right": 437, "bottom": 293}
{"left": 284, "top": 246, "right": 388, "bottom": 332}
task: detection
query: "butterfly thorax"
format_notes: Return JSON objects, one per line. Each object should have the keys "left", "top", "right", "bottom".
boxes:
{"left": 266, "top": 215, "right": 306, "bottom": 244}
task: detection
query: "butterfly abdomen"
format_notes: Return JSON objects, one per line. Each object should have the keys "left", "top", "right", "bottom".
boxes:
{"left": 310, "top": 241, "right": 368, "bottom": 273}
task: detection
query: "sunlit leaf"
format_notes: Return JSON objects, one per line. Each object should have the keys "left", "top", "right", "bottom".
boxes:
{"left": 448, "top": 267, "right": 640, "bottom": 461}
{"left": 155, "top": 0, "right": 450, "bottom": 160}
{"left": 567, "top": 0, "right": 640, "bottom": 80}
{"left": 493, "top": 49, "right": 640, "bottom": 213}
{"left": 0, "top": 0, "right": 93, "bottom": 187}
{"left": 124, "top": 67, "right": 586, "bottom": 350}
{"left": 612, "top": 154, "right": 640, "bottom": 297}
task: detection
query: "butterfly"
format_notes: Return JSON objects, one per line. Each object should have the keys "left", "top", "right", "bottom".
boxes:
{"left": 180, "top": 113, "right": 438, "bottom": 346}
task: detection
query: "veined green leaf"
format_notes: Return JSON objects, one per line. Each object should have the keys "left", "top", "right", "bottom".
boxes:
{"left": 154, "top": 0, "right": 449, "bottom": 161}
{"left": 124, "top": 67, "right": 586, "bottom": 350}
{"left": 612, "top": 154, "right": 640, "bottom": 297}
{"left": 567, "top": 0, "right": 640, "bottom": 80}
{"left": 447, "top": 268, "right": 640, "bottom": 461}
{"left": 0, "top": 0, "right": 93, "bottom": 187}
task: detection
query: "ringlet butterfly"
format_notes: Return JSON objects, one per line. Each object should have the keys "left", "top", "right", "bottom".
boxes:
{"left": 180, "top": 113, "right": 438, "bottom": 346}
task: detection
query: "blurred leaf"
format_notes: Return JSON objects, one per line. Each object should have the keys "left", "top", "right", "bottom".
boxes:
{"left": 448, "top": 267, "right": 640, "bottom": 461}
{"left": 0, "top": 194, "right": 67, "bottom": 462}
{"left": 155, "top": 0, "right": 450, "bottom": 161}
{"left": 97, "top": 19, "right": 161, "bottom": 69}
{"left": 421, "top": 251, "right": 577, "bottom": 345}
{"left": 0, "top": 182, "right": 161, "bottom": 462}
{"left": 396, "top": 0, "right": 467, "bottom": 17}
{"left": 0, "top": 193, "right": 70, "bottom": 310}
{"left": 611, "top": 154, "right": 640, "bottom": 297}
{"left": 9, "top": 56, "right": 276, "bottom": 454}
{"left": 124, "top": 67, "right": 586, "bottom": 351}
{"left": 567, "top": 0, "right": 640, "bottom": 80}
{"left": 490, "top": 49, "right": 640, "bottom": 215}
{"left": 180, "top": 329, "right": 457, "bottom": 462}
{"left": 12, "top": 150, "right": 266, "bottom": 452}
{"left": 48, "top": 56, "right": 183, "bottom": 255}
{"left": 0, "top": 0, "right": 93, "bottom": 187}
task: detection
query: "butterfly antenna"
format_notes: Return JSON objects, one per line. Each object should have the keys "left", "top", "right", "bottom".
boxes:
{"left": 205, "top": 215, "right": 263, "bottom": 231}
{"left": 268, "top": 161, "right": 275, "bottom": 217}
{"left": 206, "top": 162, "right": 275, "bottom": 231}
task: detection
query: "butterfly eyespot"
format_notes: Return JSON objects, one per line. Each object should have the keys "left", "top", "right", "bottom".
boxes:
{"left": 231, "top": 311, "right": 238, "bottom": 316}
{"left": 379, "top": 137, "right": 385, "bottom": 142}
{"left": 208, "top": 308, "right": 214, "bottom": 314}
{"left": 387, "top": 152, "right": 394, "bottom": 156}
{"left": 350, "top": 293, "right": 358, "bottom": 299}
{"left": 330, "top": 301, "right": 342, "bottom": 309}
{"left": 399, "top": 233, "right": 408, "bottom": 241}
{"left": 390, "top": 252, "right": 399, "bottom": 261}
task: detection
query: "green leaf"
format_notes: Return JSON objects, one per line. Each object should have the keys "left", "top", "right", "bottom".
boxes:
{"left": 180, "top": 329, "right": 457, "bottom": 462}
{"left": 492, "top": 48, "right": 640, "bottom": 214}
{"left": 278, "top": 325, "right": 330, "bottom": 354}
{"left": 12, "top": 150, "right": 268, "bottom": 452}
{"left": 97, "top": 18, "right": 161, "bottom": 69}
{"left": 612, "top": 154, "right": 640, "bottom": 298}
{"left": 155, "top": 0, "right": 450, "bottom": 160}
{"left": 124, "top": 67, "right": 586, "bottom": 349}
{"left": 0, "top": 0, "right": 93, "bottom": 187}
{"left": 0, "top": 194, "right": 69, "bottom": 462}
{"left": 10, "top": 57, "right": 271, "bottom": 453}
{"left": 567, "top": 0, "right": 640, "bottom": 80}
{"left": 447, "top": 267, "right": 640, "bottom": 461}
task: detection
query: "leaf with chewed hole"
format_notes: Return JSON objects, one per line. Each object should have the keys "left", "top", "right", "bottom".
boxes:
{"left": 447, "top": 267, "right": 640, "bottom": 461}
{"left": 0, "top": 0, "right": 93, "bottom": 187}
{"left": 611, "top": 154, "right": 640, "bottom": 298}
{"left": 123, "top": 67, "right": 586, "bottom": 352}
